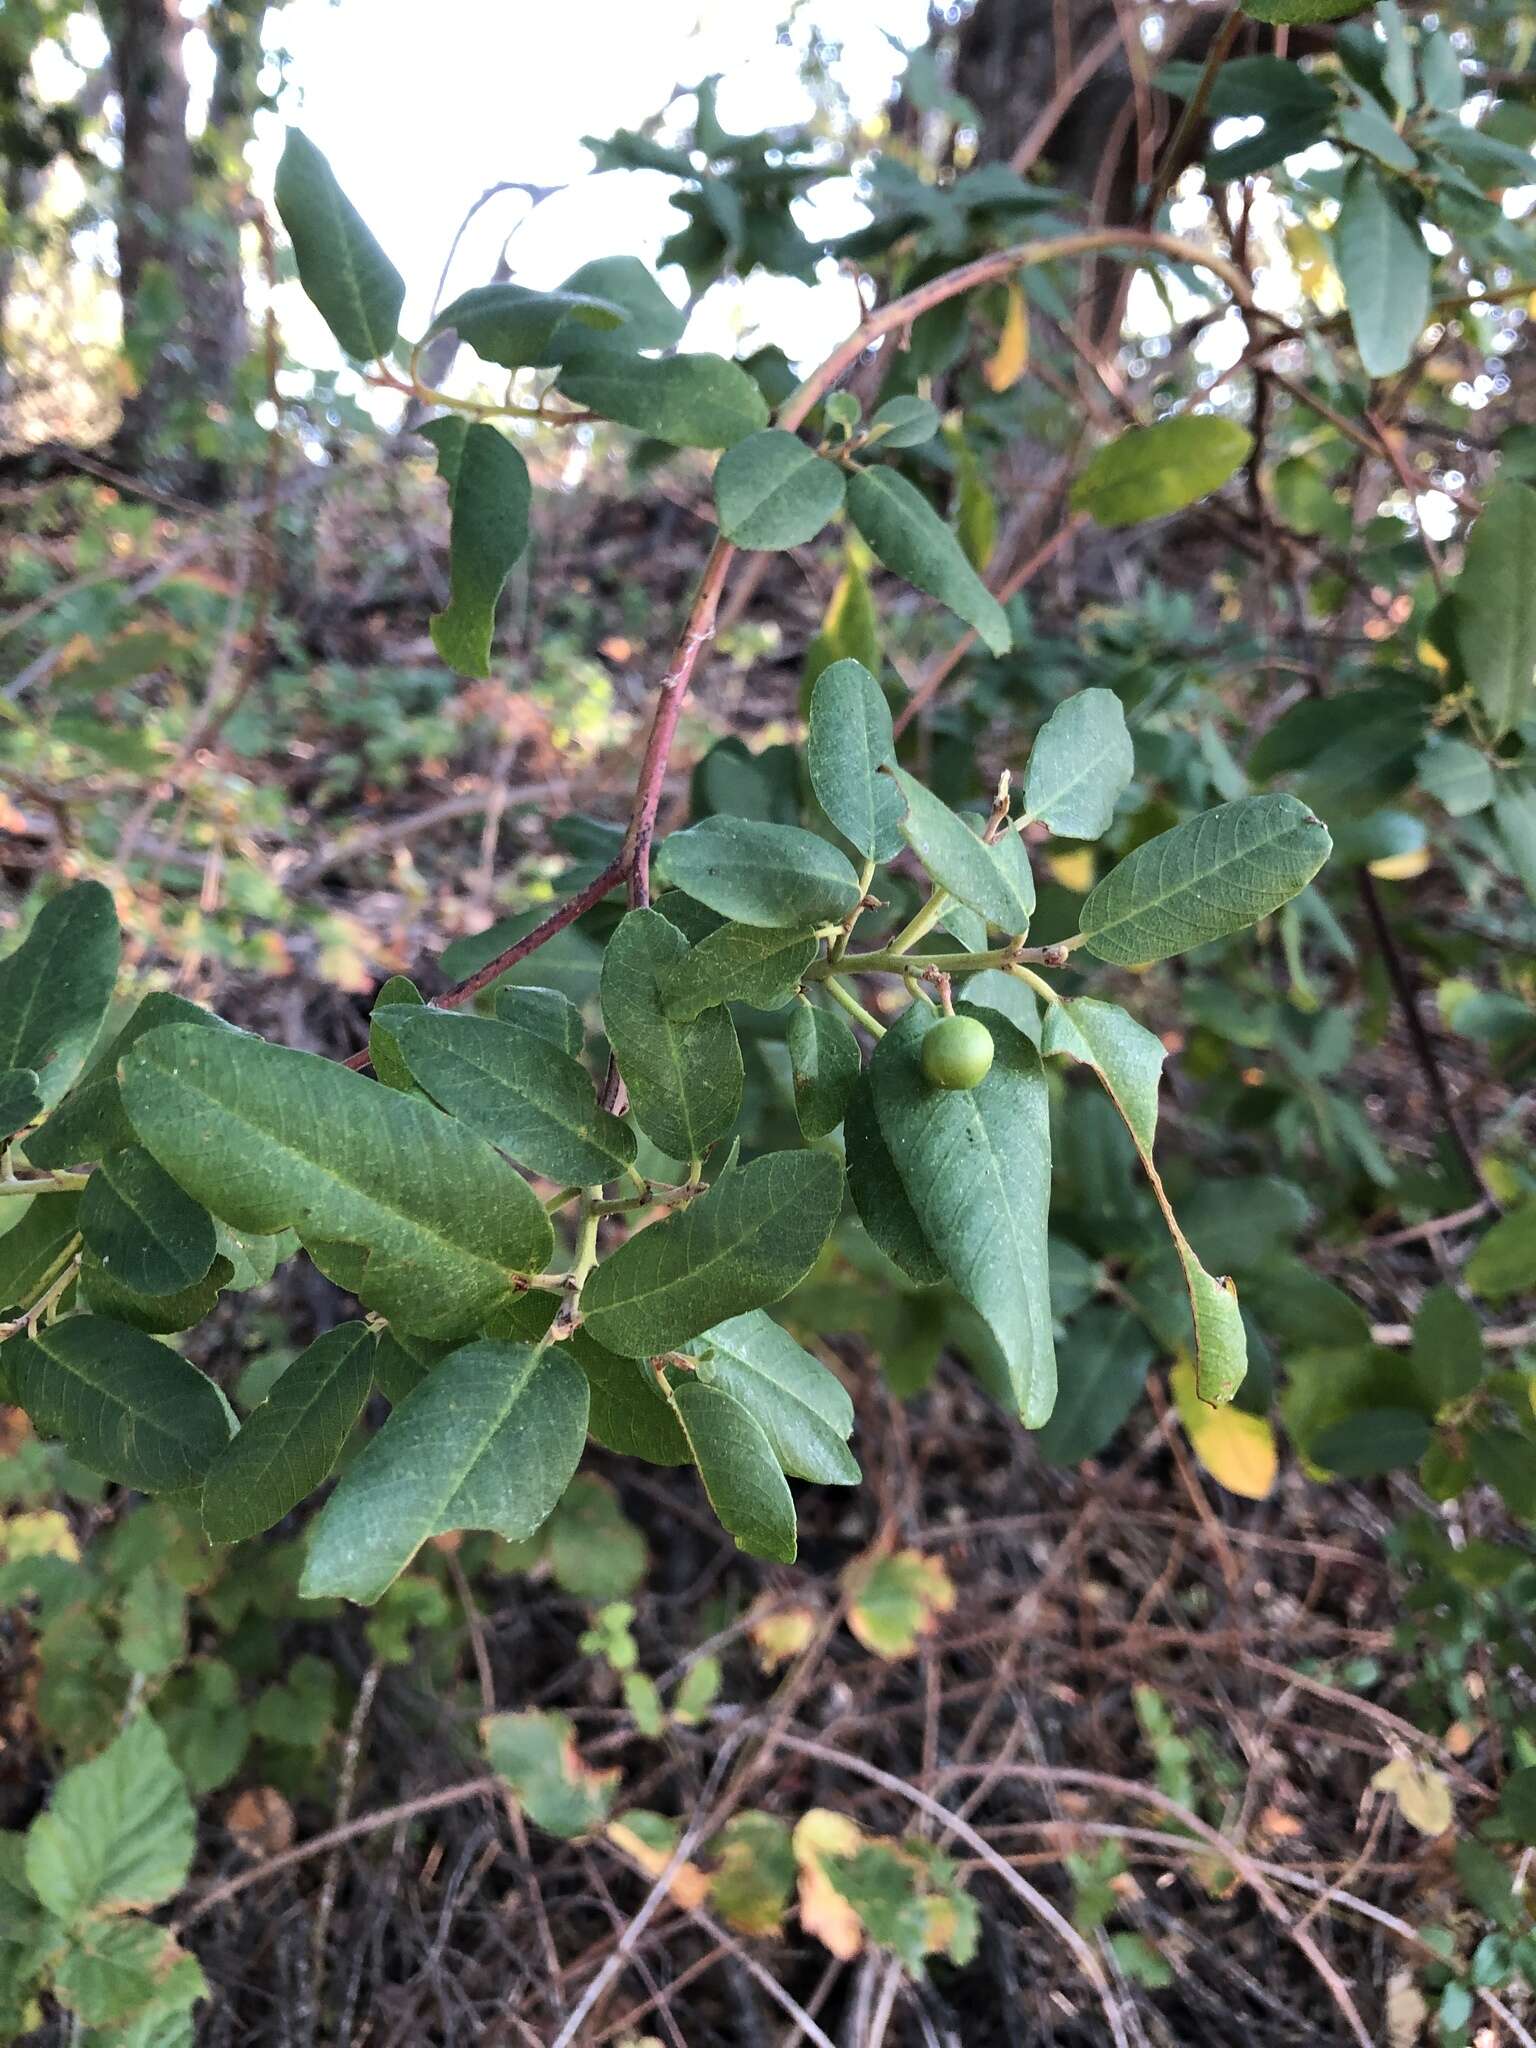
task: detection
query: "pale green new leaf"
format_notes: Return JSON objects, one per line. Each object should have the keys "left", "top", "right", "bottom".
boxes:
{"left": 1078, "top": 794, "right": 1331, "bottom": 966}
{"left": 1333, "top": 159, "right": 1430, "bottom": 378}
{"left": 202, "top": 1323, "right": 376, "bottom": 1544}
{"left": 5, "top": 1316, "right": 232, "bottom": 1490}
{"left": 714, "top": 430, "right": 846, "bottom": 549}
{"left": 1070, "top": 417, "right": 1253, "bottom": 528}
{"left": 0, "top": 881, "right": 119, "bottom": 1114}
{"left": 888, "top": 769, "right": 1033, "bottom": 933}
{"left": 556, "top": 345, "right": 768, "bottom": 448}
{"left": 25, "top": 1715, "right": 194, "bottom": 1920}
{"left": 671, "top": 1380, "right": 798, "bottom": 1562}
{"left": 426, "top": 281, "right": 624, "bottom": 368}
{"left": 386, "top": 1009, "right": 636, "bottom": 1184}
{"left": 120, "top": 1025, "right": 554, "bottom": 1337}
{"left": 656, "top": 818, "right": 862, "bottom": 929}
{"left": 1455, "top": 481, "right": 1536, "bottom": 738}
{"left": 871, "top": 1005, "right": 1054, "bottom": 1423}
{"left": 430, "top": 424, "right": 532, "bottom": 678}
{"left": 1041, "top": 997, "right": 1247, "bottom": 1403}
{"left": 788, "top": 999, "right": 862, "bottom": 1141}
{"left": 301, "top": 1341, "right": 589, "bottom": 1602}
{"left": 274, "top": 130, "right": 404, "bottom": 360}
{"left": 807, "top": 658, "right": 904, "bottom": 861}
{"left": 600, "top": 909, "right": 743, "bottom": 1161}
{"left": 695, "top": 1309, "right": 858, "bottom": 1483}
{"left": 847, "top": 467, "right": 1011, "bottom": 655}
{"left": 660, "top": 923, "right": 819, "bottom": 1020}
{"left": 78, "top": 1146, "right": 217, "bottom": 1298}
{"left": 1022, "top": 689, "right": 1135, "bottom": 839}
{"left": 581, "top": 1149, "right": 843, "bottom": 1355}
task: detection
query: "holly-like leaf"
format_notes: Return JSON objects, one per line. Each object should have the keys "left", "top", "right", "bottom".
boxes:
{"left": 120, "top": 1025, "right": 554, "bottom": 1337}
{"left": 24, "top": 1714, "right": 194, "bottom": 1920}
{"left": 887, "top": 769, "right": 1034, "bottom": 933}
{"left": 847, "top": 467, "right": 1011, "bottom": 655}
{"left": 426, "top": 281, "right": 625, "bottom": 369}
{"left": 1333, "top": 160, "right": 1430, "bottom": 378}
{"left": 714, "top": 429, "right": 846, "bottom": 550}
{"left": 581, "top": 1149, "right": 844, "bottom": 1356}
{"left": 430, "top": 424, "right": 532, "bottom": 678}
{"left": 671, "top": 1379, "right": 798, "bottom": 1562}
{"left": 556, "top": 345, "right": 769, "bottom": 448}
{"left": 600, "top": 909, "right": 743, "bottom": 1162}
{"left": 807, "top": 658, "right": 904, "bottom": 862}
{"left": 657, "top": 818, "right": 863, "bottom": 929}
{"left": 1455, "top": 481, "right": 1536, "bottom": 739}
{"left": 78, "top": 1146, "right": 217, "bottom": 1298}
{"left": 693, "top": 1309, "right": 858, "bottom": 1483}
{"left": 0, "top": 882, "right": 119, "bottom": 1114}
{"left": 5, "top": 1316, "right": 232, "bottom": 1491}
{"left": 1070, "top": 417, "right": 1253, "bottom": 528}
{"left": 1022, "top": 689, "right": 1135, "bottom": 840}
{"left": 1042, "top": 997, "right": 1247, "bottom": 1403}
{"left": 274, "top": 130, "right": 404, "bottom": 361}
{"left": 385, "top": 1008, "right": 636, "bottom": 1184}
{"left": 788, "top": 1000, "right": 862, "bottom": 1141}
{"left": 1078, "top": 794, "right": 1331, "bottom": 966}
{"left": 202, "top": 1323, "right": 376, "bottom": 1544}
{"left": 660, "top": 923, "right": 818, "bottom": 1020}
{"left": 870, "top": 1004, "right": 1054, "bottom": 1423}
{"left": 301, "top": 1340, "right": 589, "bottom": 1602}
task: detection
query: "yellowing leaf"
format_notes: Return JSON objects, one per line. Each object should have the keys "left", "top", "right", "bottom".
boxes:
{"left": 711, "top": 1811, "right": 796, "bottom": 1935}
{"left": 842, "top": 1548, "right": 955, "bottom": 1659}
{"left": 1372, "top": 1758, "right": 1453, "bottom": 1838}
{"left": 793, "top": 1808, "right": 865, "bottom": 1958}
{"left": 607, "top": 1812, "right": 711, "bottom": 1909}
{"left": 1368, "top": 846, "right": 1432, "bottom": 881}
{"left": 1171, "top": 1360, "right": 1277, "bottom": 1500}
{"left": 983, "top": 282, "right": 1029, "bottom": 393}
{"left": 1047, "top": 848, "right": 1096, "bottom": 894}
{"left": 0, "top": 1510, "right": 79, "bottom": 1563}
{"left": 749, "top": 1601, "right": 819, "bottom": 1673}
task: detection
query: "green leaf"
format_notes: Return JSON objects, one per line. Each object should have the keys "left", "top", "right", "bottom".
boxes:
{"left": 0, "top": 1195, "right": 80, "bottom": 1322}
{"left": 1455, "top": 482, "right": 1536, "bottom": 739}
{"left": 1410, "top": 1285, "right": 1484, "bottom": 1409}
{"left": 26, "top": 992, "right": 226, "bottom": 1169}
{"left": 1070, "top": 416, "right": 1253, "bottom": 528}
{"left": 694, "top": 1309, "right": 858, "bottom": 1484}
{"left": 600, "top": 909, "right": 743, "bottom": 1161}
{"left": 1465, "top": 1205, "right": 1536, "bottom": 1303}
{"left": 5, "top": 1316, "right": 232, "bottom": 1490}
{"left": 0, "top": 882, "right": 119, "bottom": 1114}
{"left": 274, "top": 130, "right": 404, "bottom": 360}
{"left": 495, "top": 983, "right": 584, "bottom": 1056}
{"left": 1417, "top": 736, "right": 1495, "bottom": 817}
{"left": 120, "top": 1025, "right": 554, "bottom": 1337}
{"left": 888, "top": 769, "right": 1034, "bottom": 932}
{"left": 0, "top": 1069, "right": 41, "bottom": 1137}
{"left": 865, "top": 396, "right": 940, "bottom": 449}
{"left": 419, "top": 413, "right": 468, "bottom": 487}
{"left": 555, "top": 256, "right": 685, "bottom": 350}
{"left": 78, "top": 1147, "right": 217, "bottom": 1298}
{"left": 788, "top": 1000, "right": 861, "bottom": 1141}
{"left": 871, "top": 1003, "right": 1054, "bottom": 1423}
{"left": 657, "top": 818, "right": 863, "bottom": 929}
{"left": 79, "top": 1251, "right": 233, "bottom": 1334}
{"left": 547, "top": 1474, "right": 647, "bottom": 1599}
{"left": 1338, "top": 95, "right": 1417, "bottom": 173}
{"left": 301, "top": 1340, "right": 588, "bottom": 1602}
{"left": 1022, "top": 689, "right": 1134, "bottom": 839}
{"left": 847, "top": 467, "right": 1011, "bottom": 655}
{"left": 368, "top": 976, "right": 424, "bottom": 1093}
{"left": 117, "top": 1565, "right": 186, "bottom": 1678}
{"left": 714, "top": 430, "right": 846, "bottom": 549}
{"left": 671, "top": 1380, "right": 797, "bottom": 1561}
{"left": 570, "top": 1330, "right": 690, "bottom": 1465}
{"left": 1313, "top": 1408, "right": 1433, "bottom": 1476}
{"left": 201, "top": 1323, "right": 375, "bottom": 1544}
{"left": 430, "top": 424, "right": 532, "bottom": 678}
{"left": 484, "top": 1709, "right": 618, "bottom": 1837}
{"left": 844, "top": 1072, "right": 945, "bottom": 1286}
{"left": 386, "top": 1009, "right": 636, "bottom": 1184}
{"left": 1333, "top": 160, "right": 1430, "bottom": 378}
{"left": 1241, "top": 0, "right": 1366, "bottom": 19}
{"left": 582, "top": 1149, "right": 843, "bottom": 1355}
{"left": 556, "top": 345, "right": 769, "bottom": 448}
{"left": 660, "top": 923, "right": 818, "bottom": 1020}
{"left": 803, "top": 548, "right": 882, "bottom": 703}
{"left": 1042, "top": 997, "right": 1247, "bottom": 1403}
{"left": 24, "top": 1714, "right": 194, "bottom": 1919}
{"left": 807, "top": 658, "right": 904, "bottom": 861}
{"left": 426, "top": 281, "right": 624, "bottom": 368}
{"left": 1035, "top": 1304, "right": 1154, "bottom": 1464}
{"left": 1079, "top": 794, "right": 1331, "bottom": 966}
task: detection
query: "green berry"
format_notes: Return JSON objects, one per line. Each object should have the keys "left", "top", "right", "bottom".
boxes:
{"left": 921, "top": 1014, "right": 995, "bottom": 1091}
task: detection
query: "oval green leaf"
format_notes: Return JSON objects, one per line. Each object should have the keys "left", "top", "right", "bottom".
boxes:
{"left": 807, "top": 657, "right": 904, "bottom": 861}
{"left": 556, "top": 345, "right": 769, "bottom": 449}
{"left": 274, "top": 130, "right": 404, "bottom": 361}
{"left": 430, "top": 424, "right": 532, "bottom": 678}
{"left": 656, "top": 818, "right": 863, "bottom": 929}
{"left": 600, "top": 909, "right": 743, "bottom": 1163}
{"left": 847, "top": 467, "right": 1011, "bottom": 656}
{"left": 79, "top": 1145, "right": 218, "bottom": 1298}
{"left": 1070, "top": 417, "right": 1253, "bottom": 529}
{"left": 714, "top": 430, "right": 846, "bottom": 550}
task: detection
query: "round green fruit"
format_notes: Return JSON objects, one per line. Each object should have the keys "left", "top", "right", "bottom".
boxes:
{"left": 921, "top": 1015, "right": 995, "bottom": 1091}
